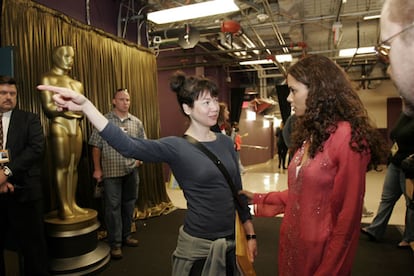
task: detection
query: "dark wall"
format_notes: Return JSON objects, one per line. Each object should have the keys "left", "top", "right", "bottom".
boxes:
{"left": 32, "top": 0, "right": 138, "bottom": 41}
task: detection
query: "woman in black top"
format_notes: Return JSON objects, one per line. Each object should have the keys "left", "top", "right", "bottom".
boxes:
{"left": 362, "top": 97, "right": 414, "bottom": 247}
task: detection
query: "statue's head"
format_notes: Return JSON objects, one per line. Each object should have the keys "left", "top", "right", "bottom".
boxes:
{"left": 52, "top": 45, "right": 75, "bottom": 71}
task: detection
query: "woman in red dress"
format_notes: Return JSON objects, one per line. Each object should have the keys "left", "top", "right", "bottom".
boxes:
{"left": 241, "top": 55, "right": 385, "bottom": 275}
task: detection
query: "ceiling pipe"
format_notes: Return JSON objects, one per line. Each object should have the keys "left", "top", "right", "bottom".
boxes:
{"left": 157, "top": 44, "right": 305, "bottom": 58}
{"left": 237, "top": 0, "right": 263, "bottom": 14}
{"left": 85, "top": 0, "right": 91, "bottom": 25}
{"left": 240, "top": 0, "right": 288, "bottom": 76}
{"left": 146, "top": 9, "right": 382, "bottom": 35}
{"left": 236, "top": 10, "right": 383, "bottom": 30}
{"left": 262, "top": 0, "right": 287, "bottom": 53}
{"left": 157, "top": 61, "right": 241, "bottom": 71}
{"left": 335, "top": 0, "right": 343, "bottom": 22}
{"left": 350, "top": 76, "right": 390, "bottom": 81}
{"left": 149, "top": 26, "right": 222, "bottom": 40}
{"left": 344, "top": 21, "right": 360, "bottom": 72}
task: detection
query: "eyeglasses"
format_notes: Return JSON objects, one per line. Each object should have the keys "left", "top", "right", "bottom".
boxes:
{"left": 116, "top": 88, "right": 128, "bottom": 92}
{"left": 376, "top": 22, "right": 414, "bottom": 61}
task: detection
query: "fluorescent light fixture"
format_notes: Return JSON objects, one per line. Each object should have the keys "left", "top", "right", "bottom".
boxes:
{"left": 338, "top": 46, "right": 376, "bottom": 57}
{"left": 363, "top": 14, "right": 381, "bottom": 20}
{"left": 240, "top": 54, "right": 292, "bottom": 65}
{"left": 147, "top": 0, "right": 239, "bottom": 24}
{"left": 275, "top": 54, "right": 292, "bottom": 63}
{"left": 239, "top": 59, "right": 274, "bottom": 65}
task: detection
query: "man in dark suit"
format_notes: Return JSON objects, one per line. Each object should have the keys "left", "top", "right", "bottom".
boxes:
{"left": 0, "top": 76, "right": 49, "bottom": 275}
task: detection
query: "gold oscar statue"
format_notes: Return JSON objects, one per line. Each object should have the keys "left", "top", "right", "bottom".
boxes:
{"left": 40, "top": 45, "right": 88, "bottom": 220}
{"left": 40, "top": 46, "right": 109, "bottom": 275}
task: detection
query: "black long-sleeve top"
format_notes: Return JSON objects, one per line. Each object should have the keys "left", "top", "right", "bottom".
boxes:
{"left": 389, "top": 112, "right": 414, "bottom": 167}
{"left": 100, "top": 123, "right": 252, "bottom": 240}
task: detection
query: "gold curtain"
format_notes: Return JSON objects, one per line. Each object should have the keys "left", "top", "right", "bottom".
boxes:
{"left": 1, "top": 0, "right": 174, "bottom": 218}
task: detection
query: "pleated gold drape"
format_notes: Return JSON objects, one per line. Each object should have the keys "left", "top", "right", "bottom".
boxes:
{"left": 1, "top": 0, "right": 174, "bottom": 218}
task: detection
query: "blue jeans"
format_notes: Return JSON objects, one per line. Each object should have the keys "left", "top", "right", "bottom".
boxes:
{"left": 365, "top": 163, "right": 414, "bottom": 242}
{"left": 103, "top": 169, "right": 139, "bottom": 248}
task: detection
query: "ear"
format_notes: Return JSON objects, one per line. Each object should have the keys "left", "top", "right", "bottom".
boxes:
{"left": 182, "top": 103, "right": 191, "bottom": 116}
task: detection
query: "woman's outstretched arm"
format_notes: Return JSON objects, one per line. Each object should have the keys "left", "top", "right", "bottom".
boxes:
{"left": 37, "top": 85, "right": 108, "bottom": 131}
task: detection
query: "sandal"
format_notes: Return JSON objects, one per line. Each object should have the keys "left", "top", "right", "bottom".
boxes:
{"left": 397, "top": 240, "right": 411, "bottom": 249}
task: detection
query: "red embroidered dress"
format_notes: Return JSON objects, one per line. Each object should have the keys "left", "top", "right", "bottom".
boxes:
{"left": 253, "top": 122, "right": 370, "bottom": 276}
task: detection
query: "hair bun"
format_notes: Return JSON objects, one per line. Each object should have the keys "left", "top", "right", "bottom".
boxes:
{"left": 170, "top": 71, "right": 186, "bottom": 93}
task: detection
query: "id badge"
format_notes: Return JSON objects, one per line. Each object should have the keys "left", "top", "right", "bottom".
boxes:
{"left": 391, "top": 142, "right": 399, "bottom": 157}
{"left": 0, "top": 149, "right": 10, "bottom": 164}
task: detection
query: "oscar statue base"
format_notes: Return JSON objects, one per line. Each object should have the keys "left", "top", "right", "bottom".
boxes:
{"left": 44, "top": 209, "right": 110, "bottom": 275}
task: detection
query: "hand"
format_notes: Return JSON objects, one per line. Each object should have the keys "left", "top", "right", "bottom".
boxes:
{"left": 0, "top": 182, "right": 14, "bottom": 193}
{"left": 92, "top": 169, "right": 103, "bottom": 183}
{"left": 239, "top": 190, "right": 254, "bottom": 204}
{"left": 247, "top": 239, "right": 258, "bottom": 262}
{"left": 37, "top": 85, "right": 87, "bottom": 112}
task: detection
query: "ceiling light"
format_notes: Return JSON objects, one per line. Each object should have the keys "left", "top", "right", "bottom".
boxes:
{"left": 363, "top": 15, "right": 381, "bottom": 20}
{"left": 147, "top": 0, "right": 239, "bottom": 25}
{"left": 339, "top": 46, "right": 376, "bottom": 57}
{"left": 257, "top": 13, "right": 269, "bottom": 22}
{"left": 239, "top": 54, "right": 292, "bottom": 65}
{"left": 239, "top": 59, "right": 274, "bottom": 65}
{"left": 275, "top": 54, "right": 292, "bottom": 63}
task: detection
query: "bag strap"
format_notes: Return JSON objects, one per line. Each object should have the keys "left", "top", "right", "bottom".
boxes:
{"left": 183, "top": 134, "right": 243, "bottom": 209}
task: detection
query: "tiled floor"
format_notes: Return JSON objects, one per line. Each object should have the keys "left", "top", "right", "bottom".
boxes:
{"left": 167, "top": 157, "right": 406, "bottom": 226}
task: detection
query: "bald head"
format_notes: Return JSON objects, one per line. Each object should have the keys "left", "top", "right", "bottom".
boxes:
{"left": 381, "top": 0, "right": 414, "bottom": 113}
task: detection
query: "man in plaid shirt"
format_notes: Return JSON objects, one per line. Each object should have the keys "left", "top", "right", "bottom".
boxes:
{"left": 89, "top": 88, "right": 146, "bottom": 259}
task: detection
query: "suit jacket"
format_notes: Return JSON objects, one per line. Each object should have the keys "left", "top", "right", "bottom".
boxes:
{"left": 5, "top": 109, "right": 45, "bottom": 202}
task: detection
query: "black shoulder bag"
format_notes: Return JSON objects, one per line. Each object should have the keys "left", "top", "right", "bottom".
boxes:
{"left": 184, "top": 135, "right": 256, "bottom": 276}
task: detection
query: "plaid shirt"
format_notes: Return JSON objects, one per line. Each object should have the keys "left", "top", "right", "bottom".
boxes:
{"left": 88, "top": 111, "right": 146, "bottom": 178}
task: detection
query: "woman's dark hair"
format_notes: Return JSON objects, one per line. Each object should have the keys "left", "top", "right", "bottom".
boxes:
{"left": 169, "top": 71, "right": 218, "bottom": 114}
{"left": 287, "top": 55, "right": 386, "bottom": 171}
{"left": 218, "top": 102, "right": 231, "bottom": 134}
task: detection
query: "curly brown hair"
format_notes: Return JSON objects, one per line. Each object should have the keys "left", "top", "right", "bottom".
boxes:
{"left": 287, "top": 55, "right": 386, "bottom": 171}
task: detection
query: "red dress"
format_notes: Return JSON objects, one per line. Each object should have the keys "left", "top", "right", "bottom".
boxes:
{"left": 253, "top": 122, "right": 370, "bottom": 276}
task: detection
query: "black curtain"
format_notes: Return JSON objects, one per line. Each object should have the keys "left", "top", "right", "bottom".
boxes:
{"left": 0, "top": 46, "right": 14, "bottom": 77}
{"left": 276, "top": 84, "right": 291, "bottom": 123}
{"left": 230, "top": 88, "right": 244, "bottom": 123}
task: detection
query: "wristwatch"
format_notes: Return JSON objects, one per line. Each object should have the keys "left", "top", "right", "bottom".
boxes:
{"left": 3, "top": 166, "right": 12, "bottom": 177}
